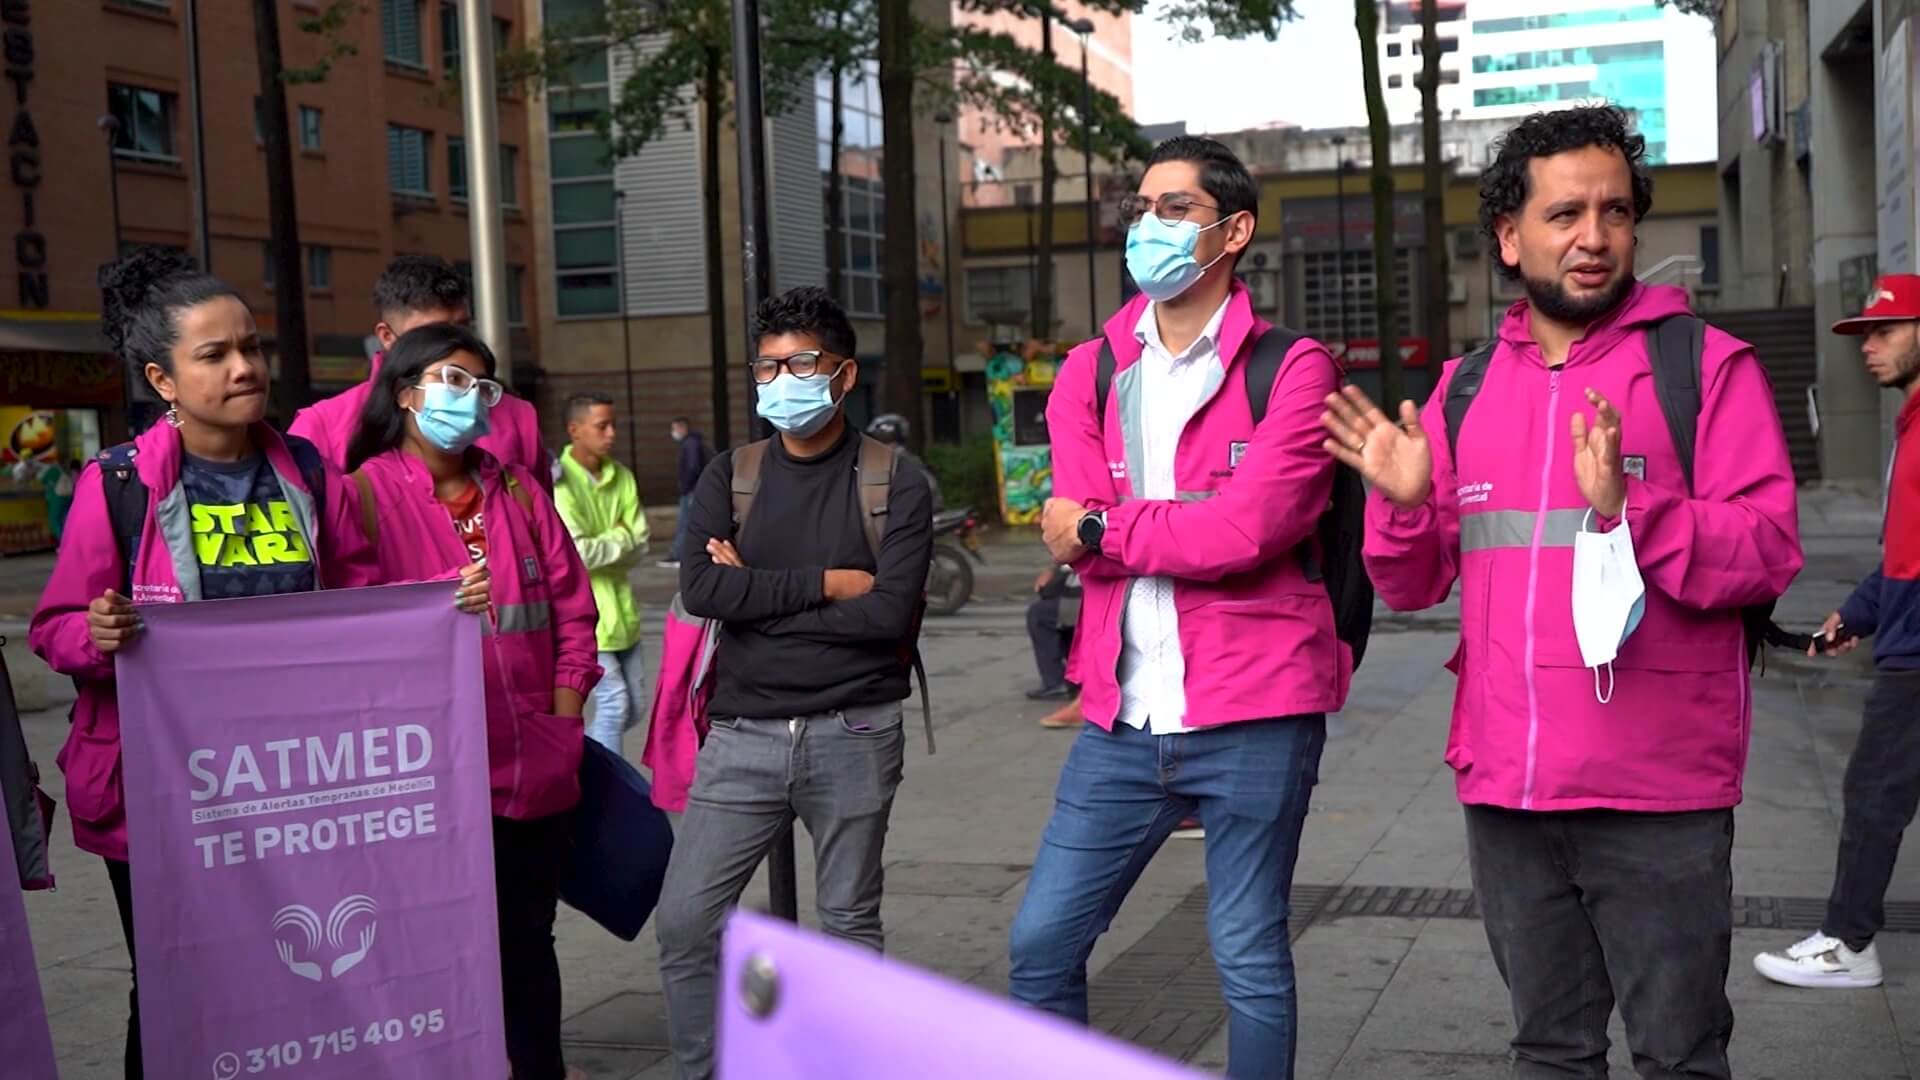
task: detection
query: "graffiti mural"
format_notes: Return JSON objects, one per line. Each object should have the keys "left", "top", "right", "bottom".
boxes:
{"left": 986, "top": 345, "right": 1061, "bottom": 524}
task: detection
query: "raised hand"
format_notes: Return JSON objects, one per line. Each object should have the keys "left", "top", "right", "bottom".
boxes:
{"left": 87, "top": 589, "right": 139, "bottom": 653}
{"left": 1570, "top": 389, "right": 1626, "bottom": 519}
{"left": 1320, "top": 386, "right": 1433, "bottom": 509}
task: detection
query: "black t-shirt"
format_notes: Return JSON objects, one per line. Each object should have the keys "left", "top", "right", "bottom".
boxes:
{"left": 180, "top": 453, "right": 317, "bottom": 600}
{"left": 679, "top": 426, "right": 935, "bottom": 719}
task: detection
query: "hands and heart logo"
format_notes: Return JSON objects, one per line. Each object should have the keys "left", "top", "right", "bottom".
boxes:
{"left": 270, "top": 895, "right": 379, "bottom": 982}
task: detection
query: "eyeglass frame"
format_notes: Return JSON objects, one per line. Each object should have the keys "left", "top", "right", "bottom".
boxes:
{"left": 1117, "top": 192, "right": 1226, "bottom": 229}
{"left": 416, "top": 364, "right": 506, "bottom": 407}
{"left": 747, "top": 350, "right": 849, "bottom": 385}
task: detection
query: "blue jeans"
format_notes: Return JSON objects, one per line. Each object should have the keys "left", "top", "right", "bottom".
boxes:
{"left": 1009, "top": 716, "right": 1326, "bottom": 1080}
{"left": 586, "top": 643, "right": 647, "bottom": 755}
{"left": 670, "top": 494, "right": 694, "bottom": 563}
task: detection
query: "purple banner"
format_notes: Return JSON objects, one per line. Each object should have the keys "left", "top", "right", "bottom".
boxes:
{"left": 118, "top": 583, "right": 505, "bottom": 1080}
{"left": 0, "top": 800, "right": 55, "bottom": 1077}
{"left": 718, "top": 910, "right": 1204, "bottom": 1079}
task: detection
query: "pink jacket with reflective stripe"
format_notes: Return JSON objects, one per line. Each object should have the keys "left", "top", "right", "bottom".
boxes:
{"left": 1364, "top": 283, "right": 1803, "bottom": 812}
{"left": 289, "top": 352, "right": 551, "bottom": 489}
{"left": 1048, "top": 282, "right": 1351, "bottom": 729}
{"left": 29, "top": 422, "right": 381, "bottom": 861}
{"left": 355, "top": 449, "right": 600, "bottom": 820}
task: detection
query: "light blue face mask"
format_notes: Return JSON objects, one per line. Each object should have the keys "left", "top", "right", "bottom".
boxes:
{"left": 755, "top": 372, "right": 842, "bottom": 437}
{"left": 411, "top": 382, "right": 492, "bottom": 453}
{"left": 1125, "top": 211, "right": 1239, "bottom": 303}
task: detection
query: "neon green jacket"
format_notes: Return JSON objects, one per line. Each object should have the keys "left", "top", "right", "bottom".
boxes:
{"left": 554, "top": 446, "right": 648, "bottom": 653}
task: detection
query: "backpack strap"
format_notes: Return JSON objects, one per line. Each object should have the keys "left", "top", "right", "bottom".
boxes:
{"left": 351, "top": 471, "right": 378, "bottom": 547}
{"left": 729, "top": 440, "right": 771, "bottom": 536}
{"left": 855, "top": 435, "right": 897, "bottom": 561}
{"left": 283, "top": 434, "right": 328, "bottom": 524}
{"left": 1093, "top": 339, "right": 1117, "bottom": 423}
{"left": 1244, "top": 327, "right": 1303, "bottom": 426}
{"left": 1646, "top": 315, "right": 1707, "bottom": 495}
{"left": 1443, "top": 339, "right": 1501, "bottom": 467}
{"left": 96, "top": 444, "right": 145, "bottom": 595}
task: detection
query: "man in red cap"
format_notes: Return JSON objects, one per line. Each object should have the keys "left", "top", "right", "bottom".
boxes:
{"left": 1755, "top": 273, "right": 1920, "bottom": 989}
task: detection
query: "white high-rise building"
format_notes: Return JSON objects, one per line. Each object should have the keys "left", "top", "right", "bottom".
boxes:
{"left": 1375, "top": 0, "right": 1718, "bottom": 164}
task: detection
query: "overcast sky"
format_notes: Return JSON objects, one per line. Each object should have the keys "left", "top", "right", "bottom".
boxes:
{"left": 1131, "top": 0, "right": 1719, "bottom": 161}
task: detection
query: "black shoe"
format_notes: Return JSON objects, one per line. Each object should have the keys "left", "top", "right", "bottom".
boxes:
{"left": 1025, "top": 684, "right": 1074, "bottom": 702}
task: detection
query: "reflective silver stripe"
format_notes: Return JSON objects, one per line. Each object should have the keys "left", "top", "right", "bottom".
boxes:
{"left": 1176, "top": 490, "right": 1217, "bottom": 502}
{"left": 490, "top": 601, "right": 552, "bottom": 635}
{"left": 1459, "top": 508, "right": 1588, "bottom": 552}
{"left": 1115, "top": 363, "right": 1146, "bottom": 495}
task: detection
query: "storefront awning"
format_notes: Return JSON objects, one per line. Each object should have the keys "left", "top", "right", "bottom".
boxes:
{"left": 0, "top": 318, "right": 110, "bottom": 355}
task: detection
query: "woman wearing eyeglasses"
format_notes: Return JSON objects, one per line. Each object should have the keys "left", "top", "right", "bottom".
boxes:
{"left": 343, "top": 322, "right": 599, "bottom": 1080}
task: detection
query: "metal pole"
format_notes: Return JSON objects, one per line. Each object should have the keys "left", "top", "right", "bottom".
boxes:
{"left": 459, "top": 0, "right": 511, "bottom": 379}
{"left": 729, "top": 0, "right": 797, "bottom": 923}
{"left": 183, "top": 0, "right": 212, "bottom": 270}
{"left": 936, "top": 121, "right": 958, "bottom": 432}
{"left": 1334, "top": 149, "right": 1349, "bottom": 356}
{"left": 615, "top": 191, "right": 639, "bottom": 473}
{"left": 1075, "top": 24, "right": 1096, "bottom": 338}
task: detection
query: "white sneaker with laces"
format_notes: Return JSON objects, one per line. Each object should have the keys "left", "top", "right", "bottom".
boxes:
{"left": 1753, "top": 932, "right": 1883, "bottom": 989}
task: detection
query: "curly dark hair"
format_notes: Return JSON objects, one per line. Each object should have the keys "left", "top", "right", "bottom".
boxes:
{"left": 98, "top": 246, "right": 245, "bottom": 376}
{"left": 373, "top": 255, "right": 470, "bottom": 321}
{"left": 752, "top": 286, "right": 857, "bottom": 359}
{"left": 1479, "top": 105, "right": 1654, "bottom": 281}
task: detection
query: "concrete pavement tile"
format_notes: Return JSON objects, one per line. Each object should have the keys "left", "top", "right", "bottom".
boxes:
{"left": 1727, "top": 1000, "right": 1909, "bottom": 1079}
{"left": 560, "top": 1045, "right": 668, "bottom": 1079}
{"left": 560, "top": 990, "right": 671, "bottom": 1050}
{"left": 1328, "top": 1047, "right": 1515, "bottom": 1079}
{"left": 1293, "top": 921, "right": 1421, "bottom": 994}
{"left": 1341, "top": 935, "right": 1513, "bottom": 1057}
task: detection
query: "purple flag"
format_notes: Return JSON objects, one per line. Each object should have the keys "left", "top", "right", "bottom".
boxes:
{"left": 0, "top": 801, "right": 55, "bottom": 1077}
{"left": 118, "top": 583, "right": 505, "bottom": 1080}
{"left": 718, "top": 910, "right": 1205, "bottom": 1079}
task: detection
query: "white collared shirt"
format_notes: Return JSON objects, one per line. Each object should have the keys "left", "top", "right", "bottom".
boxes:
{"left": 1115, "top": 297, "right": 1230, "bottom": 735}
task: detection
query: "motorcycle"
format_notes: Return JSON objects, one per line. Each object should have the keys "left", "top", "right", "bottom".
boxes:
{"left": 926, "top": 507, "right": 986, "bottom": 616}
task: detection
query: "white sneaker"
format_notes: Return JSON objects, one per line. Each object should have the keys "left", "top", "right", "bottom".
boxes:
{"left": 1753, "top": 932, "right": 1883, "bottom": 988}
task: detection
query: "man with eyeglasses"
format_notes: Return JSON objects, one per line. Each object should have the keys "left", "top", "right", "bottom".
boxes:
{"left": 653, "top": 286, "right": 934, "bottom": 1080}
{"left": 1015, "top": 135, "right": 1349, "bottom": 1080}
{"left": 291, "top": 255, "right": 553, "bottom": 492}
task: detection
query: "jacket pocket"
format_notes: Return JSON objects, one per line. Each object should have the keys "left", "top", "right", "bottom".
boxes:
{"left": 57, "top": 724, "right": 122, "bottom": 826}
{"left": 513, "top": 710, "right": 585, "bottom": 819}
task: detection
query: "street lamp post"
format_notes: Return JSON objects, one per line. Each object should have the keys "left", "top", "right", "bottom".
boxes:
{"left": 934, "top": 111, "right": 959, "bottom": 437}
{"left": 1067, "top": 17, "right": 1096, "bottom": 339}
{"left": 728, "top": 0, "right": 796, "bottom": 924}
{"left": 613, "top": 191, "right": 638, "bottom": 474}
{"left": 1331, "top": 134, "right": 1349, "bottom": 358}
{"left": 183, "top": 0, "right": 212, "bottom": 270}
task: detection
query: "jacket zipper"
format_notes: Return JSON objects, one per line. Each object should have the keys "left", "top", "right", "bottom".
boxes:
{"left": 431, "top": 466, "right": 525, "bottom": 816}
{"left": 1521, "top": 365, "right": 1560, "bottom": 810}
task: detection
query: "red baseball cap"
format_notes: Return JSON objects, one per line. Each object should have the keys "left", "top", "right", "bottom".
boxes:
{"left": 1833, "top": 274, "right": 1920, "bottom": 334}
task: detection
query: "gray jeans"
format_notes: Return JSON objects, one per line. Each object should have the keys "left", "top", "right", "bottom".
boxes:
{"left": 655, "top": 702, "right": 907, "bottom": 1080}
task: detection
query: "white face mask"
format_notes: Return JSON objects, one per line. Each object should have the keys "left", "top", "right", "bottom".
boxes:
{"left": 1570, "top": 505, "right": 1646, "bottom": 704}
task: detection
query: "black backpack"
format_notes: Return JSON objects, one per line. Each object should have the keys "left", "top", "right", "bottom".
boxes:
{"left": 1094, "top": 328, "right": 1376, "bottom": 669}
{"left": 1442, "top": 315, "right": 1780, "bottom": 670}
{"left": 94, "top": 436, "right": 329, "bottom": 592}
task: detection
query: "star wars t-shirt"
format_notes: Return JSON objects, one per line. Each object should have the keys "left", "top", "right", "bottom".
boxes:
{"left": 180, "top": 454, "right": 316, "bottom": 600}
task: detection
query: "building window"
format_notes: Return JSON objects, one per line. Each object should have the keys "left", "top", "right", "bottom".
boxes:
{"left": 449, "top": 139, "right": 520, "bottom": 207}
{"left": 387, "top": 125, "right": 432, "bottom": 197}
{"left": 1473, "top": 7, "right": 1662, "bottom": 35}
{"left": 382, "top": 0, "right": 426, "bottom": 68}
{"left": 109, "top": 84, "right": 179, "bottom": 162}
{"left": 508, "top": 264, "right": 527, "bottom": 326}
{"left": 966, "top": 266, "right": 1055, "bottom": 325}
{"left": 1386, "top": 42, "right": 1401, "bottom": 57}
{"left": 549, "top": 42, "right": 618, "bottom": 316}
{"left": 1700, "top": 225, "right": 1720, "bottom": 288}
{"left": 263, "top": 245, "right": 331, "bottom": 291}
{"left": 817, "top": 62, "right": 886, "bottom": 317}
{"left": 1388, "top": 74, "right": 1403, "bottom": 89}
{"left": 1298, "top": 249, "right": 1416, "bottom": 344}
{"left": 299, "top": 106, "right": 323, "bottom": 150}
{"left": 1440, "top": 69, "right": 1459, "bottom": 85}
{"left": 108, "top": 0, "right": 174, "bottom": 11}
{"left": 543, "top": 0, "right": 605, "bottom": 26}
{"left": 1473, "top": 82, "right": 1593, "bottom": 108}
{"left": 440, "top": 5, "right": 513, "bottom": 80}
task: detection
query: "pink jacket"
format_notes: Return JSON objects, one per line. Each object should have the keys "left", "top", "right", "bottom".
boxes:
{"left": 289, "top": 352, "right": 552, "bottom": 490}
{"left": 1366, "top": 283, "right": 1803, "bottom": 813}
{"left": 1049, "top": 282, "right": 1350, "bottom": 729}
{"left": 355, "top": 449, "right": 600, "bottom": 820}
{"left": 29, "top": 422, "right": 381, "bottom": 861}
{"left": 639, "top": 597, "right": 714, "bottom": 812}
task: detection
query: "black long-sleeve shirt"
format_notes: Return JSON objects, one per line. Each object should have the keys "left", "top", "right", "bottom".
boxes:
{"left": 679, "top": 425, "right": 934, "bottom": 719}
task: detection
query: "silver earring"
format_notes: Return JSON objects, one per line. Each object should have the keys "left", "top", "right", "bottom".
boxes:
{"left": 165, "top": 405, "right": 182, "bottom": 429}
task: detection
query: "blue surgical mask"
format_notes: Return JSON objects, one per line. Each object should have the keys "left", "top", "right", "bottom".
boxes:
{"left": 411, "top": 382, "right": 492, "bottom": 453}
{"left": 1125, "top": 211, "right": 1238, "bottom": 303}
{"left": 755, "top": 373, "right": 842, "bottom": 437}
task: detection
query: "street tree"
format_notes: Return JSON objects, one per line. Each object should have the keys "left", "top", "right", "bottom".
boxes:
{"left": 1354, "top": 0, "right": 1402, "bottom": 406}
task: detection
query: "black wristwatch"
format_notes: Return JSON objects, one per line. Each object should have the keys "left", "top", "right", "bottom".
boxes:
{"left": 1076, "top": 511, "right": 1107, "bottom": 553}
